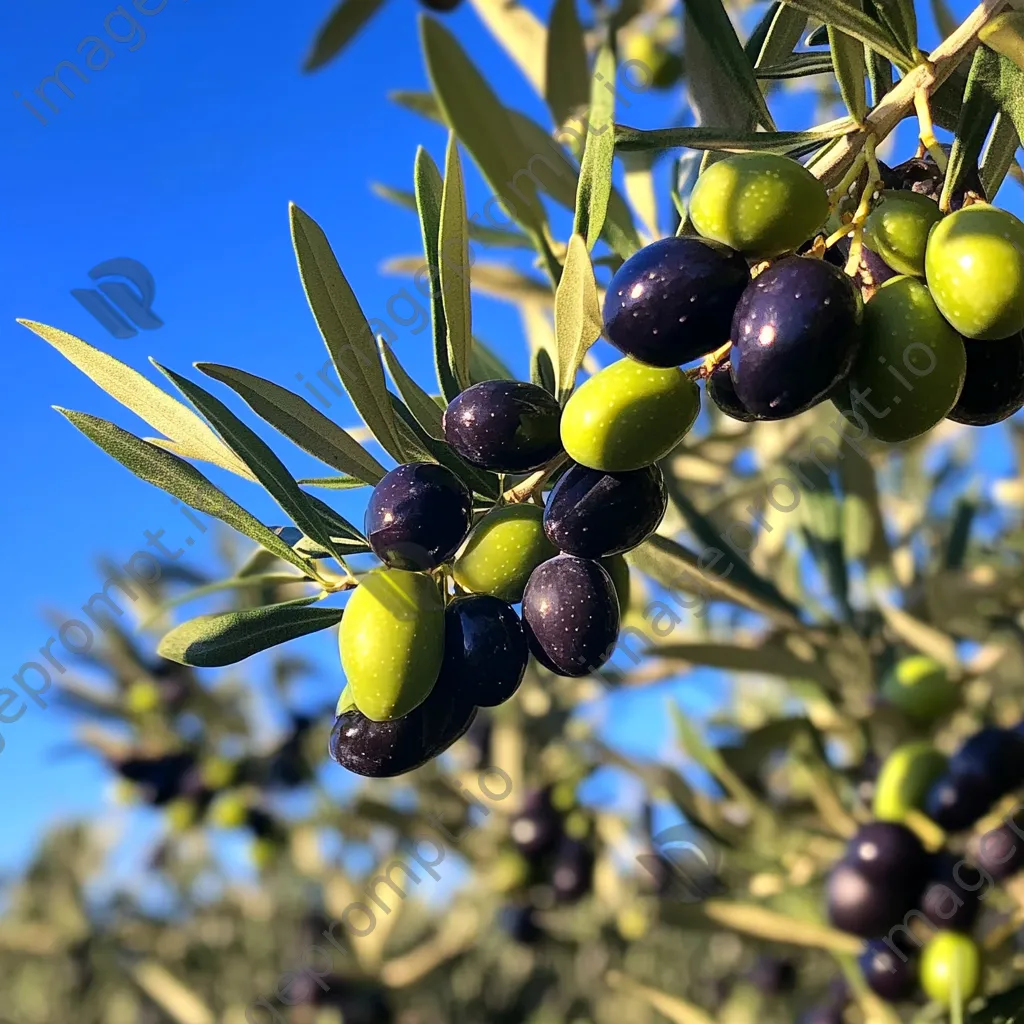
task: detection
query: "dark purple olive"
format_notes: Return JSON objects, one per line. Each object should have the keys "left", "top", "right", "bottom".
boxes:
{"left": 730, "top": 256, "right": 862, "bottom": 419}
{"left": 498, "top": 904, "right": 543, "bottom": 943}
{"left": 749, "top": 956, "right": 797, "bottom": 995}
{"left": 551, "top": 837, "right": 595, "bottom": 903}
{"left": 951, "top": 726, "right": 1024, "bottom": 797}
{"left": 949, "top": 333, "right": 1024, "bottom": 425}
{"left": 542, "top": 462, "right": 667, "bottom": 559}
{"left": 921, "top": 851, "right": 984, "bottom": 931}
{"left": 846, "top": 822, "right": 927, "bottom": 886}
{"left": 364, "top": 462, "right": 472, "bottom": 571}
{"left": 441, "top": 595, "right": 527, "bottom": 708}
{"left": 521, "top": 555, "right": 620, "bottom": 677}
{"left": 974, "top": 815, "right": 1024, "bottom": 880}
{"left": 825, "top": 236, "right": 899, "bottom": 291}
{"left": 442, "top": 381, "right": 562, "bottom": 473}
{"left": 510, "top": 789, "right": 562, "bottom": 855}
{"left": 117, "top": 753, "right": 196, "bottom": 805}
{"left": 602, "top": 236, "right": 751, "bottom": 367}
{"left": 858, "top": 938, "right": 919, "bottom": 1002}
{"left": 826, "top": 860, "right": 916, "bottom": 937}
{"left": 924, "top": 772, "right": 996, "bottom": 832}
{"left": 328, "top": 672, "right": 476, "bottom": 778}
{"left": 889, "top": 150, "right": 985, "bottom": 210}
{"left": 707, "top": 360, "right": 759, "bottom": 421}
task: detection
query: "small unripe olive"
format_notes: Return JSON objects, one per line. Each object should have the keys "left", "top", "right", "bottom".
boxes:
{"left": 879, "top": 654, "right": 959, "bottom": 720}
{"left": 689, "top": 152, "right": 829, "bottom": 258}
{"left": 872, "top": 741, "right": 947, "bottom": 822}
{"left": 339, "top": 569, "right": 444, "bottom": 721}
{"left": 863, "top": 190, "right": 943, "bottom": 277}
{"left": 920, "top": 931, "right": 982, "bottom": 1007}
{"left": 560, "top": 358, "right": 700, "bottom": 471}
{"left": 453, "top": 504, "right": 555, "bottom": 603}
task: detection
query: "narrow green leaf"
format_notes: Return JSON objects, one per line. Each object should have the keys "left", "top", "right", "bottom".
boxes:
{"left": 290, "top": 204, "right": 404, "bottom": 460}
{"left": 573, "top": 43, "right": 616, "bottom": 250}
{"left": 943, "top": 46, "right": 1002, "bottom": 211}
{"left": 829, "top": 22, "right": 869, "bottom": 121}
{"left": 605, "top": 972, "right": 715, "bottom": 1024}
{"left": 439, "top": 135, "right": 473, "bottom": 391}
{"left": 20, "top": 320, "right": 252, "bottom": 480}
{"left": 389, "top": 397, "right": 501, "bottom": 499}
{"left": 303, "top": 0, "right": 387, "bottom": 71}
{"left": 380, "top": 338, "right": 445, "bottom": 439}
{"left": 779, "top": 0, "right": 911, "bottom": 67}
{"left": 554, "top": 235, "right": 603, "bottom": 400}
{"left": 805, "top": 23, "right": 830, "bottom": 46}
{"left": 298, "top": 475, "right": 369, "bottom": 490}
{"left": 545, "top": 0, "right": 589, "bottom": 127}
{"left": 196, "top": 363, "right": 387, "bottom": 484}
{"left": 157, "top": 596, "right": 342, "bottom": 668}
{"left": 157, "top": 365, "right": 349, "bottom": 564}
{"left": 754, "top": 53, "right": 835, "bottom": 79}
{"left": 868, "top": 0, "right": 917, "bottom": 59}
{"left": 615, "top": 119, "right": 856, "bottom": 155}
{"left": 864, "top": 38, "right": 894, "bottom": 105}
{"left": 419, "top": 15, "right": 548, "bottom": 238}
{"left": 470, "top": 337, "right": 516, "bottom": 382}
{"left": 745, "top": 2, "right": 784, "bottom": 62}
{"left": 980, "top": 12, "right": 1024, "bottom": 73}
{"left": 930, "top": 0, "right": 957, "bottom": 38}
{"left": 981, "top": 111, "right": 1021, "bottom": 198}
{"left": 531, "top": 347, "right": 557, "bottom": 396}
{"left": 412, "top": 147, "right": 461, "bottom": 405}
{"left": 752, "top": 4, "right": 808, "bottom": 72}
{"left": 682, "top": 0, "right": 777, "bottom": 130}
{"left": 55, "top": 410, "right": 318, "bottom": 578}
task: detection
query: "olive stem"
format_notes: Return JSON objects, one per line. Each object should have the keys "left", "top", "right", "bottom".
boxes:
{"left": 700, "top": 340, "right": 733, "bottom": 377}
{"left": 913, "top": 84, "right": 950, "bottom": 173}
{"left": 828, "top": 150, "right": 868, "bottom": 210}
{"left": 843, "top": 136, "right": 883, "bottom": 277}
{"left": 503, "top": 452, "right": 569, "bottom": 502}
{"left": 823, "top": 221, "right": 856, "bottom": 250}
{"left": 811, "top": 0, "right": 1009, "bottom": 189}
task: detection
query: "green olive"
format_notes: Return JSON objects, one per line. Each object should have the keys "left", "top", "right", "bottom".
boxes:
{"left": 688, "top": 152, "right": 829, "bottom": 258}
{"left": 863, "top": 190, "right": 943, "bottom": 277}
{"left": 601, "top": 554, "right": 631, "bottom": 614}
{"left": 623, "top": 33, "right": 683, "bottom": 90}
{"left": 925, "top": 203, "right": 1024, "bottom": 340}
{"left": 339, "top": 569, "right": 444, "bottom": 721}
{"left": 125, "top": 680, "right": 161, "bottom": 714}
{"left": 453, "top": 504, "right": 555, "bottom": 603}
{"left": 879, "top": 654, "right": 959, "bottom": 721}
{"left": 560, "top": 358, "right": 700, "bottom": 471}
{"left": 920, "top": 931, "right": 982, "bottom": 1006}
{"left": 873, "top": 741, "right": 948, "bottom": 822}
{"left": 835, "top": 276, "right": 966, "bottom": 443}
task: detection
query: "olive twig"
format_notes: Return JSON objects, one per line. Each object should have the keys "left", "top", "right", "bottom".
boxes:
{"left": 913, "top": 83, "right": 949, "bottom": 174}
{"left": 503, "top": 452, "right": 568, "bottom": 503}
{"left": 828, "top": 150, "right": 869, "bottom": 211}
{"left": 843, "top": 136, "right": 882, "bottom": 278}
{"left": 700, "top": 340, "right": 733, "bottom": 378}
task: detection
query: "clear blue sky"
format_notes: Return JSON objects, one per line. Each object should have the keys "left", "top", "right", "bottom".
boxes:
{"left": 0, "top": 0, "right": 1016, "bottom": 872}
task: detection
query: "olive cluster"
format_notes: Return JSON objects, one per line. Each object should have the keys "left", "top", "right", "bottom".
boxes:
{"left": 827, "top": 711, "right": 1024, "bottom": 1008}
{"left": 330, "top": 377, "right": 667, "bottom": 778}
{"left": 604, "top": 151, "right": 1024, "bottom": 442}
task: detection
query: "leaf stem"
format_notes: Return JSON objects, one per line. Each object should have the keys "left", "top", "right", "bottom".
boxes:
{"left": 914, "top": 84, "right": 950, "bottom": 172}
{"left": 811, "top": 0, "right": 1010, "bottom": 188}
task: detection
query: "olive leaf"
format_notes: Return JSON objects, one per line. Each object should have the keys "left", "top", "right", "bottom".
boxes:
{"left": 532, "top": 347, "right": 557, "bottom": 396}
{"left": 980, "top": 12, "right": 1024, "bottom": 73}
{"left": 966, "top": 983, "right": 1024, "bottom": 1023}
{"left": 545, "top": 0, "right": 589, "bottom": 129}
{"left": 751, "top": 3, "right": 807, "bottom": 69}
{"left": 379, "top": 338, "right": 446, "bottom": 440}
{"left": 604, "top": 972, "right": 715, "bottom": 1024}
{"left": 930, "top": 0, "right": 958, "bottom": 37}
{"left": 981, "top": 111, "right": 1021, "bottom": 199}
{"left": 682, "top": 0, "right": 777, "bottom": 131}
{"left": 129, "top": 960, "right": 215, "bottom": 1024}
{"left": 195, "top": 363, "right": 387, "bottom": 485}
{"left": 298, "top": 475, "right": 369, "bottom": 490}
{"left": 470, "top": 337, "right": 516, "bottom": 382}
{"left": 614, "top": 120, "right": 857, "bottom": 155}
{"left": 412, "top": 147, "right": 461, "bottom": 405}
{"left": 419, "top": 15, "right": 548, "bottom": 240}
{"left": 943, "top": 46, "right": 1001, "bottom": 210}
{"left": 779, "top": 0, "right": 911, "bottom": 67}
{"left": 573, "top": 43, "right": 616, "bottom": 251}
{"left": 554, "top": 235, "right": 603, "bottom": 401}
{"left": 290, "top": 203, "right": 405, "bottom": 461}
{"left": 157, "top": 596, "right": 343, "bottom": 668}
{"left": 303, "top": 0, "right": 388, "bottom": 72}
{"left": 754, "top": 53, "right": 835, "bottom": 79}
{"left": 20, "top": 320, "right": 252, "bottom": 480}
{"left": 828, "top": 22, "right": 869, "bottom": 122}
{"left": 439, "top": 135, "right": 473, "bottom": 393}
{"left": 155, "top": 364, "right": 351, "bottom": 565}
{"left": 55, "top": 410, "right": 319, "bottom": 579}
{"left": 868, "top": 0, "right": 917, "bottom": 60}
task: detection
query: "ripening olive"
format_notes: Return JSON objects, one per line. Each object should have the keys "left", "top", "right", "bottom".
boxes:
{"left": 859, "top": 939, "right": 919, "bottom": 1003}
{"left": 879, "top": 654, "right": 959, "bottom": 721}
{"left": 835, "top": 277, "right": 966, "bottom": 443}
{"left": 864, "top": 191, "right": 943, "bottom": 277}
{"left": 560, "top": 358, "right": 700, "bottom": 471}
{"left": 873, "top": 741, "right": 948, "bottom": 822}
{"left": 339, "top": 569, "right": 444, "bottom": 721}
{"left": 920, "top": 931, "right": 982, "bottom": 1006}
{"left": 623, "top": 33, "right": 683, "bottom": 90}
{"left": 925, "top": 204, "right": 1024, "bottom": 340}
{"left": 689, "top": 152, "right": 829, "bottom": 258}
{"left": 453, "top": 504, "right": 556, "bottom": 603}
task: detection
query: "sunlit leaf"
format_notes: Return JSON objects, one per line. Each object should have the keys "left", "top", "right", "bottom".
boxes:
{"left": 573, "top": 43, "right": 617, "bottom": 250}
{"left": 554, "top": 235, "right": 602, "bottom": 400}
{"left": 439, "top": 135, "right": 473, "bottom": 392}
{"left": 545, "top": 0, "right": 589, "bottom": 127}
{"left": 303, "top": 0, "right": 388, "bottom": 71}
